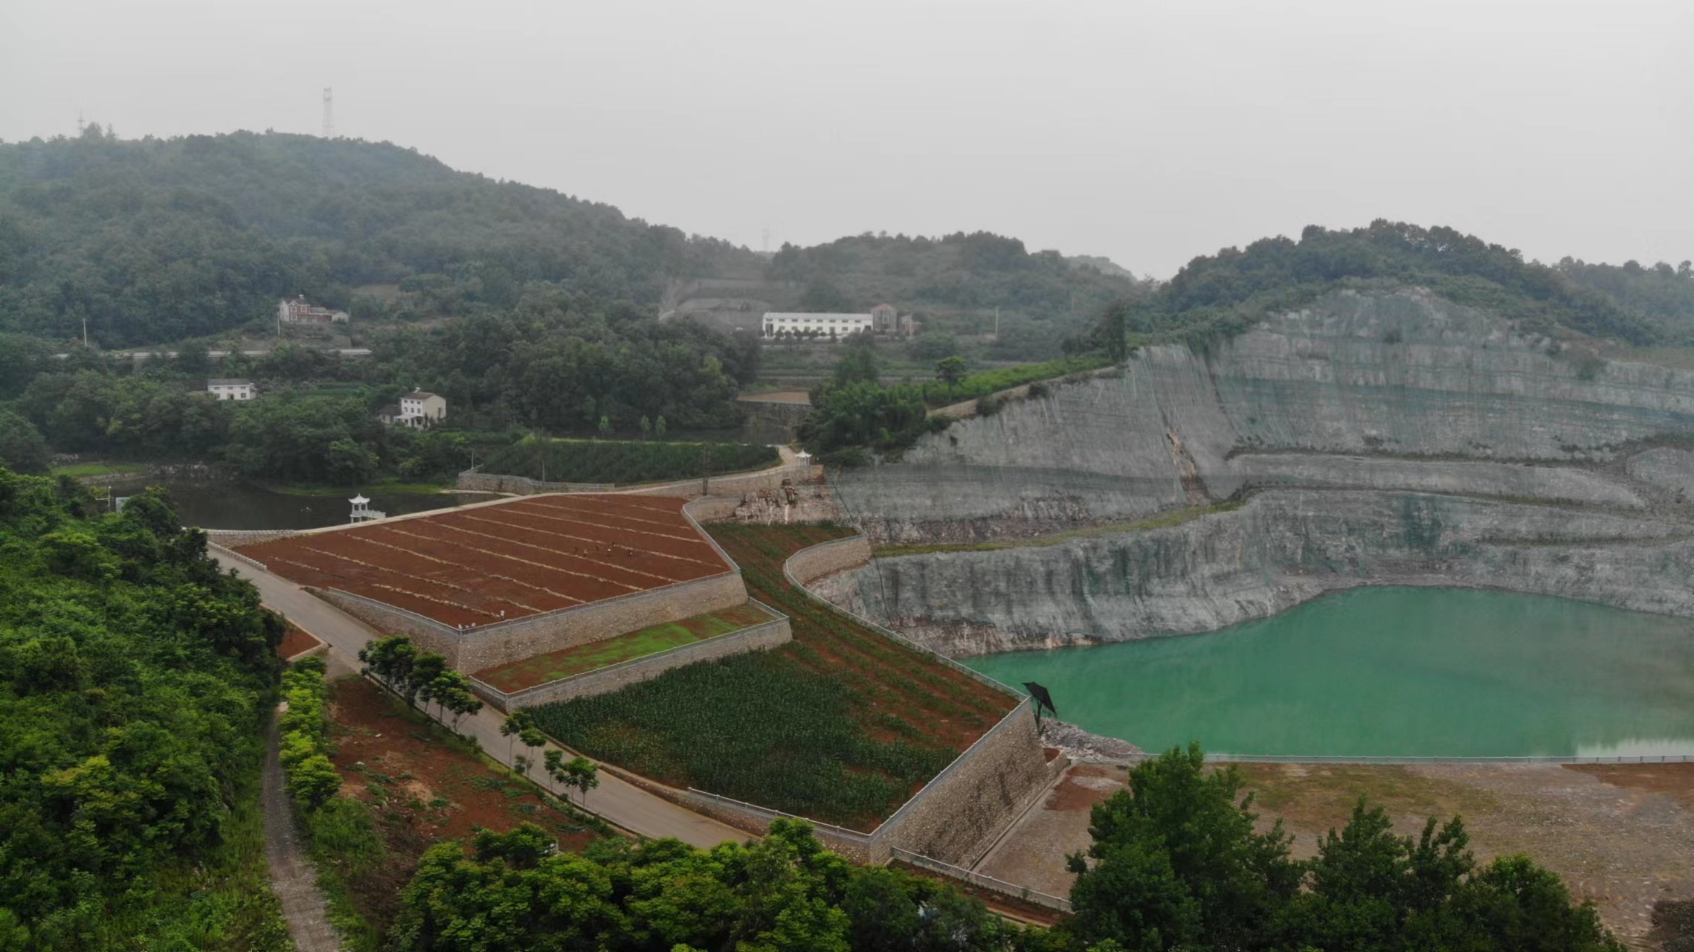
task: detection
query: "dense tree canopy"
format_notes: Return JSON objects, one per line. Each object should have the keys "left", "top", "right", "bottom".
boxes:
{"left": 388, "top": 819, "right": 1026, "bottom": 952}
{"left": 0, "top": 471, "right": 283, "bottom": 948}
{"left": 0, "top": 126, "right": 757, "bottom": 347}
{"left": 767, "top": 231, "right": 1143, "bottom": 323}
{"left": 1091, "top": 221, "right": 1684, "bottom": 352}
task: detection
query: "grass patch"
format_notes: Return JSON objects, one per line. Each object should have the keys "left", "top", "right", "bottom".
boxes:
{"left": 475, "top": 602, "right": 778, "bottom": 691}
{"left": 480, "top": 438, "right": 779, "bottom": 485}
{"left": 531, "top": 522, "right": 1019, "bottom": 830}
{"left": 50, "top": 461, "right": 150, "bottom": 478}
{"left": 874, "top": 499, "right": 1247, "bottom": 558}
{"left": 1236, "top": 763, "right": 1501, "bottom": 835}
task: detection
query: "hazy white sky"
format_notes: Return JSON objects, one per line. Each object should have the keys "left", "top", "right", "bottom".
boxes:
{"left": 2, "top": 0, "right": 1689, "bottom": 277}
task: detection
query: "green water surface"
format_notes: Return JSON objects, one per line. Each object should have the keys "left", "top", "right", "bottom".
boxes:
{"left": 964, "top": 588, "right": 1694, "bottom": 758}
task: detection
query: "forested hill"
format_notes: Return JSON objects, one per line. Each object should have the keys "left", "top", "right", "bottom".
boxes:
{"left": 1093, "top": 221, "right": 1693, "bottom": 352}
{"left": 763, "top": 231, "right": 1146, "bottom": 323}
{"left": 0, "top": 126, "right": 761, "bottom": 347}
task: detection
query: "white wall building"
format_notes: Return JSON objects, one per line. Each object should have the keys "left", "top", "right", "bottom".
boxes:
{"left": 207, "top": 379, "right": 256, "bottom": 401}
{"left": 761, "top": 312, "right": 872, "bottom": 341}
{"left": 278, "top": 295, "right": 350, "bottom": 325}
{"left": 398, "top": 389, "right": 447, "bottom": 427}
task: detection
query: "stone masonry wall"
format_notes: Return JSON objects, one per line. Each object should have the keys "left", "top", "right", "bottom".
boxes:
{"left": 786, "top": 535, "right": 874, "bottom": 585}
{"left": 877, "top": 701, "right": 1053, "bottom": 864}
{"left": 314, "top": 570, "right": 748, "bottom": 671}
{"left": 479, "top": 612, "right": 793, "bottom": 711}
{"left": 457, "top": 462, "right": 819, "bottom": 499}
{"left": 205, "top": 528, "right": 298, "bottom": 547}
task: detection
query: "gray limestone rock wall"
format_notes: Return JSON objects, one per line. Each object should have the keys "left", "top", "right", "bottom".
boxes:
{"left": 852, "top": 491, "right": 1694, "bottom": 656}
{"left": 1627, "top": 448, "right": 1694, "bottom": 501}
{"left": 832, "top": 289, "right": 1694, "bottom": 543}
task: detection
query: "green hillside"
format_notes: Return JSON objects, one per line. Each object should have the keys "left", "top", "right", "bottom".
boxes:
{"left": 1091, "top": 220, "right": 1689, "bottom": 352}
{"left": 0, "top": 127, "right": 759, "bottom": 347}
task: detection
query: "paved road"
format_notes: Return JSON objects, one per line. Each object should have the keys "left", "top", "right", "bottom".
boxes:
{"left": 262, "top": 708, "right": 342, "bottom": 952}
{"left": 219, "top": 551, "right": 748, "bottom": 849}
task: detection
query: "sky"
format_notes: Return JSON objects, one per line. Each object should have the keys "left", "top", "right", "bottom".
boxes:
{"left": 2, "top": 0, "right": 1690, "bottom": 278}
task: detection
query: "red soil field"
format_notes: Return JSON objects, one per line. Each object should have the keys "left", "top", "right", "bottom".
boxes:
{"left": 239, "top": 494, "right": 731, "bottom": 628}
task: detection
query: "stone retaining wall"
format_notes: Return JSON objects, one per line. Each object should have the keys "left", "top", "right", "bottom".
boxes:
{"left": 316, "top": 570, "right": 748, "bottom": 671}
{"left": 785, "top": 534, "right": 874, "bottom": 585}
{"left": 455, "top": 473, "right": 616, "bottom": 494}
{"left": 456, "top": 462, "right": 819, "bottom": 499}
{"left": 205, "top": 528, "right": 298, "bottom": 547}
{"left": 474, "top": 608, "right": 792, "bottom": 711}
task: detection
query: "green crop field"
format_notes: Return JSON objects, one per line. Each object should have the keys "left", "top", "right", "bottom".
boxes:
{"left": 480, "top": 438, "right": 779, "bottom": 485}
{"left": 474, "top": 603, "right": 778, "bottom": 691}
{"left": 530, "top": 523, "right": 1018, "bottom": 830}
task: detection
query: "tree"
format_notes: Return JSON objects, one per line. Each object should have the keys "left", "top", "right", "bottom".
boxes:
{"left": 935, "top": 356, "right": 968, "bottom": 386}
{"left": 286, "top": 754, "right": 342, "bottom": 808}
{"left": 1066, "top": 743, "right": 1299, "bottom": 951}
{"left": 909, "top": 331, "right": 959, "bottom": 361}
{"left": 545, "top": 750, "right": 599, "bottom": 804}
{"left": 0, "top": 410, "right": 49, "bottom": 475}
{"left": 501, "top": 709, "right": 539, "bottom": 760}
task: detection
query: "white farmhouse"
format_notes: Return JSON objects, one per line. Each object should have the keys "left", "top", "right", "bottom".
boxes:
{"left": 398, "top": 388, "right": 446, "bottom": 427}
{"left": 207, "top": 378, "right": 256, "bottom": 401}
{"left": 761, "top": 312, "right": 872, "bottom": 341}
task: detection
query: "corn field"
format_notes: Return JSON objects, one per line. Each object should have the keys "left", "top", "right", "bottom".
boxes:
{"left": 531, "top": 522, "right": 1018, "bottom": 830}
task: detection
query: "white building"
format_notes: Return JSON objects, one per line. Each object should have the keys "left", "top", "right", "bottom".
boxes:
{"left": 397, "top": 389, "right": 447, "bottom": 427}
{"left": 761, "top": 312, "right": 872, "bottom": 341}
{"left": 278, "top": 295, "right": 350, "bottom": 325}
{"left": 207, "top": 378, "right": 256, "bottom": 401}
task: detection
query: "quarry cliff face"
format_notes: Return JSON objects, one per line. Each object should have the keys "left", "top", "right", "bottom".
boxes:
{"left": 829, "top": 288, "right": 1694, "bottom": 655}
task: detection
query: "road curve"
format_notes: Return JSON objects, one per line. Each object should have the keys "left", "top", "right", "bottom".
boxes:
{"left": 218, "top": 551, "right": 749, "bottom": 850}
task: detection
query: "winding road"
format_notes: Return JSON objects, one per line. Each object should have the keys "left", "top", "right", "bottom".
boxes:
{"left": 220, "top": 550, "right": 749, "bottom": 849}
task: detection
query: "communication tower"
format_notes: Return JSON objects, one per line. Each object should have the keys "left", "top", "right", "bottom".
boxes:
{"left": 322, "top": 87, "right": 334, "bottom": 139}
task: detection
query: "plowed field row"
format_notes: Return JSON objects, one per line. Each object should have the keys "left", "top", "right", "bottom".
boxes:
{"left": 238, "top": 494, "right": 731, "bottom": 628}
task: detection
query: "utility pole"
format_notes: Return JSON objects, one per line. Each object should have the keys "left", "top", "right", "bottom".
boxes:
{"left": 82, "top": 317, "right": 88, "bottom": 347}
{"left": 322, "top": 87, "right": 335, "bottom": 139}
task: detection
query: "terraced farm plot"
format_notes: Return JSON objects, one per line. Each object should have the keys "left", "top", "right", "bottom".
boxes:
{"left": 474, "top": 602, "right": 780, "bottom": 692}
{"left": 237, "top": 494, "right": 730, "bottom": 628}
{"left": 531, "top": 522, "right": 1019, "bottom": 830}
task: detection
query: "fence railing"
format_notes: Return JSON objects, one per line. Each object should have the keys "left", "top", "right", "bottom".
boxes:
{"left": 890, "top": 847, "right": 1073, "bottom": 913}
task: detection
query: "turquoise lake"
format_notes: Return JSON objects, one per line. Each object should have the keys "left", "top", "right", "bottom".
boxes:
{"left": 962, "top": 588, "right": 1694, "bottom": 758}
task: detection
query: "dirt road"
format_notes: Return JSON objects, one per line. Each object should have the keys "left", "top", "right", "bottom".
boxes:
{"left": 262, "top": 708, "right": 341, "bottom": 952}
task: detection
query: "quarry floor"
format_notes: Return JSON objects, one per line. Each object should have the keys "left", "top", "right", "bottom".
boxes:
{"left": 979, "top": 760, "right": 1694, "bottom": 950}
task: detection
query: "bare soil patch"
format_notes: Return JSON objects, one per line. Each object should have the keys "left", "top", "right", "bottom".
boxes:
{"left": 322, "top": 677, "right": 600, "bottom": 932}
{"left": 278, "top": 623, "right": 322, "bottom": 660}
